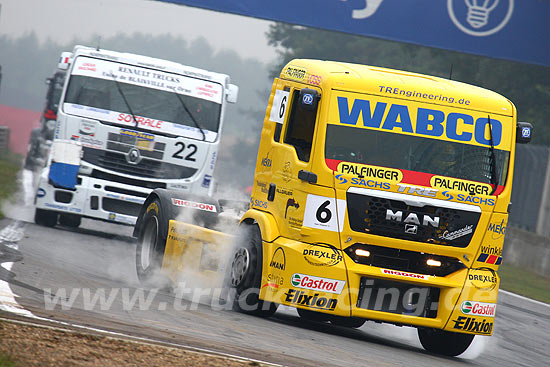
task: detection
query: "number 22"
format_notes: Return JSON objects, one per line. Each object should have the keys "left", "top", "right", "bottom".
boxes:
{"left": 172, "top": 142, "right": 197, "bottom": 161}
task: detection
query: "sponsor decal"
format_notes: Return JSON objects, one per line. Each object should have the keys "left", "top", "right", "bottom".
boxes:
{"left": 70, "top": 135, "right": 80, "bottom": 141}
{"left": 146, "top": 202, "right": 159, "bottom": 214}
{"left": 431, "top": 176, "right": 491, "bottom": 195}
{"left": 256, "top": 181, "right": 268, "bottom": 194}
{"left": 476, "top": 251, "right": 502, "bottom": 265}
{"left": 488, "top": 219, "right": 506, "bottom": 239}
{"left": 335, "top": 174, "right": 391, "bottom": 190}
{"left": 397, "top": 183, "right": 438, "bottom": 197}
{"left": 284, "top": 289, "right": 338, "bottom": 311}
{"left": 36, "top": 188, "right": 46, "bottom": 198}
{"left": 261, "top": 151, "right": 272, "bottom": 168}
{"left": 79, "top": 120, "right": 96, "bottom": 136}
{"left": 522, "top": 126, "right": 531, "bottom": 138}
{"left": 302, "top": 244, "right": 343, "bottom": 267}
{"left": 262, "top": 273, "right": 284, "bottom": 290}
{"left": 80, "top": 136, "right": 104, "bottom": 148}
{"left": 439, "top": 224, "right": 474, "bottom": 241}
{"left": 381, "top": 268, "right": 430, "bottom": 280}
{"left": 44, "top": 203, "right": 82, "bottom": 213}
{"left": 468, "top": 267, "right": 498, "bottom": 290}
{"left": 201, "top": 174, "right": 212, "bottom": 189}
{"left": 337, "top": 162, "right": 402, "bottom": 182}
{"left": 290, "top": 273, "right": 345, "bottom": 294}
{"left": 171, "top": 198, "right": 217, "bottom": 212}
{"left": 105, "top": 193, "right": 145, "bottom": 204}
{"left": 119, "top": 114, "right": 163, "bottom": 129}
{"left": 284, "top": 66, "right": 307, "bottom": 81}
{"left": 302, "top": 93, "right": 314, "bottom": 105}
{"left": 442, "top": 191, "right": 495, "bottom": 206}
{"left": 285, "top": 198, "right": 300, "bottom": 218}
{"left": 269, "top": 247, "right": 286, "bottom": 271}
{"left": 386, "top": 209, "right": 440, "bottom": 228}
{"left": 276, "top": 187, "right": 293, "bottom": 196}
{"left": 306, "top": 74, "right": 322, "bottom": 86}
{"left": 461, "top": 301, "right": 496, "bottom": 317}
{"left": 108, "top": 213, "right": 116, "bottom": 221}
{"left": 120, "top": 129, "right": 154, "bottom": 141}
{"left": 250, "top": 198, "right": 268, "bottom": 209}
{"left": 282, "top": 161, "right": 292, "bottom": 182}
{"left": 337, "top": 96, "right": 503, "bottom": 148}
{"left": 452, "top": 316, "right": 493, "bottom": 335}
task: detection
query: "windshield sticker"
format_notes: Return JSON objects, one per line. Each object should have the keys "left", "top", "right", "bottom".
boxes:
{"left": 71, "top": 56, "right": 223, "bottom": 104}
{"left": 431, "top": 176, "right": 491, "bottom": 195}
{"left": 331, "top": 93, "right": 512, "bottom": 150}
{"left": 337, "top": 162, "right": 402, "bottom": 182}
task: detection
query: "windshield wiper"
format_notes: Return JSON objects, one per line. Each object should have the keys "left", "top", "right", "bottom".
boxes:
{"left": 173, "top": 92, "right": 206, "bottom": 142}
{"left": 110, "top": 72, "right": 139, "bottom": 126}
{"left": 488, "top": 115, "right": 499, "bottom": 195}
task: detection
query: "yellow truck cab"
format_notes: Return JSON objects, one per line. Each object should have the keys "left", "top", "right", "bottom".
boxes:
{"left": 133, "top": 59, "right": 532, "bottom": 357}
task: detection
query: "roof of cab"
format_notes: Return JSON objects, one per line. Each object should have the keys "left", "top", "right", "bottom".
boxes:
{"left": 280, "top": 59, "right": 514, "bottom": 117}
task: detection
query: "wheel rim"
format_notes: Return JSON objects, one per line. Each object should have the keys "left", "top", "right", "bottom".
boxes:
{"left": 140, "top": 216, "right": 159, "bottom": 270}
{"left": 231, "top": 247, "right": 250, "bottom": 287}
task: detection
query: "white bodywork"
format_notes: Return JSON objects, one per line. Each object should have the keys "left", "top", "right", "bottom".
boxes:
{"left": 36, "top": 45, "right": 238, "bottom": 225}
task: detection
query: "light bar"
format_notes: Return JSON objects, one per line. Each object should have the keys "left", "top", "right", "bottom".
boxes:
{"left": 355, "top": 249, "right": 371, "bottom": 257}
{"left": 426, "top": 259, "right": 442, "bottom": 267}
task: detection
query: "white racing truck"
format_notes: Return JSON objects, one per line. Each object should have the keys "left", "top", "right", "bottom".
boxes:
{"left": 34, "top": 45, "right": 238, "bottom": 228}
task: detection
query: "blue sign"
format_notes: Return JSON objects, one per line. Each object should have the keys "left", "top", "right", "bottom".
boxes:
{"left": 155, "top": 0, "right": 549, "bottom": 66}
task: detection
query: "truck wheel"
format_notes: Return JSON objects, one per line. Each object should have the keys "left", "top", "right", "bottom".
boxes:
{"left": 59, "top": 214, "right": 81, "bottom": 228}
{"left": 297, "top": 308, "right": 330, "bottom": 322}
{"left": 330, "top": 316, "right": 366, "bottom": 328}
{"left": 417, "top": 328, "right": 475, "bottom": 356}
{"left": 135, "top": 198, "right": 169, "bottom": 286}
{"left": 34, "top": 208, "right": 58, "bottom": 227}
{"left": 230, "top": 224, "right": 277, "bottom": 317}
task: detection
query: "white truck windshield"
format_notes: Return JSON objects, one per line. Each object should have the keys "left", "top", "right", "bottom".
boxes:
{"left": 63, "top": 56, "right": 223, "bottom": 141}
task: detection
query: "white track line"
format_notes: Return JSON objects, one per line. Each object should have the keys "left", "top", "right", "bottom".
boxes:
{"left": 499, "top": 289, "right": 550, "bottom": 308}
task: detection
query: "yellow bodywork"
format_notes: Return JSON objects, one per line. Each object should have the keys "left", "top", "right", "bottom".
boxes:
{"left": 163, "top": 60, "right": 516, "bottom": 335}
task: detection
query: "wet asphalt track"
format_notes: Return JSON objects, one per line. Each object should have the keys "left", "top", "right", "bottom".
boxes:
{"left": 1, "top": 216, "right": 549, "bottom": 367}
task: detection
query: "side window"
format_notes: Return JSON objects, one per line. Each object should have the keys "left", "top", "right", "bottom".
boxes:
{"left": 284, "top": 88, "right": 319, "bottom": 162}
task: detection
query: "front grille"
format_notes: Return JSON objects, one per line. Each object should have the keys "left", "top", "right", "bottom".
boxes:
{"left": 90, "top": 170, "right": 166, "bottom": 190}
{"left": 102, "top": 197, "right": 142, "bottom": 217}
{"left": 347, "top": 191, "right": 480, "bottom": 247}
{"left": 83, "top": 148, "right": 197, "bottom": 179}
{"left": 357, "top": 277, "right": 439, "bottom": 318}
{"left": 345, "top": 243, "right": 466, "bottom": 277}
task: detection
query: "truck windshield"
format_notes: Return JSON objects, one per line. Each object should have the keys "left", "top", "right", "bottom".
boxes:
{"left": 64, "top": 75, "right": 221, "bottom": 133}
{"left": 325, "top": 124, "right": 509, "bottom": 186}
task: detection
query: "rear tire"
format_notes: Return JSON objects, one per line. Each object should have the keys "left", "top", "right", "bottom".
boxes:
{"left": 34, "top": 208, "right": 58, "bottom": 227}
{"left": 135, "top": 198, "right": 169, "bottom": 287}
{"left": 59, "top": 214, "right": 81, "bottom": 228}
{"left": 230, "top": 224, "right": 277, "bottom": 317}
{"left": 417, "top": 328, "right": 475, "bottom": 356}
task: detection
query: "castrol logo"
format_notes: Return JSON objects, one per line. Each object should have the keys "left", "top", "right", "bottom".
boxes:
{"left": 460, "top": 301, "right": 496, "bottom": 317}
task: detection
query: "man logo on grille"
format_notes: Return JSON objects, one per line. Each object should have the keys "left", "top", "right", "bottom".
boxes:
{"left": 405, "top": 224, "right": 418, "bottom": 234}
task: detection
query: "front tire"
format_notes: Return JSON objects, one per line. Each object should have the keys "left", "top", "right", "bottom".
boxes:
{"left": 34, "top": 208, "right": 58, "bottom": 227}
{"left": 59, "top": 214, "right": 81, "bottom": 228}
{"left": 230, "top": 224, "right": 277, "bottom": 317}
{"left": 135, "top": 199, "right": 168, "bottom": 286}
{"left": 417, "top": 328, "right": 475, "bottom": 356}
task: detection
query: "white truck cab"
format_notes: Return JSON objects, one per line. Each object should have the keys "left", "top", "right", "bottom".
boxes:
{"left": 34, "top": 45, "right": 238, "bottom": 227}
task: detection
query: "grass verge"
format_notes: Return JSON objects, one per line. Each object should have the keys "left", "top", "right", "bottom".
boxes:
{"left": 0, "top": 353, "right": 16, "bottom": 367}
{"left": 0, "top": 153, "right": 21, "bottom": 219}
{"left": 499, "top": 264, "right": 550, "bottom": 303}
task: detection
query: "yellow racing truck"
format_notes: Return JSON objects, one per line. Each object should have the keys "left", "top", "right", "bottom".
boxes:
{"left": 133, "top": 59, "right": 532, "bottom": 356}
